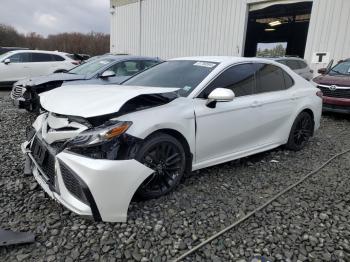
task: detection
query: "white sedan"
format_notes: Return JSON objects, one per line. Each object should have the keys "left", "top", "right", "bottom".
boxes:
{"left": 22, "top": 57, "right": 322, "bottom": 222}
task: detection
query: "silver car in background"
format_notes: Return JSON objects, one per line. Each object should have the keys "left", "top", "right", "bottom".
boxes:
{"left": 272, "top": 57, "right": 314, "bottom": 81}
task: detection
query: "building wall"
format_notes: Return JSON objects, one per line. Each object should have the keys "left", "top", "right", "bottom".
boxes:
{"left": 304, "top": 0, "right": 350, "bottom": 71}
{"left": 110, "top": 0, "right": 350, "bottom": 71}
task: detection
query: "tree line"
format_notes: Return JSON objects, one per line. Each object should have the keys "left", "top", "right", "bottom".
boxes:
{"left": 0, "top": 24, "right": 110, "bottom": 56}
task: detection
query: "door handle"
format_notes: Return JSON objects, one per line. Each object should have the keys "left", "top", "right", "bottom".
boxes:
{"left": 251, "top": 101, "right": 261, "bottom": 108}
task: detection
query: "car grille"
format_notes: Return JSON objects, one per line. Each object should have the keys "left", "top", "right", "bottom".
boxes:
{"left": 59, "top": 162, "right": 88, "bottom": 205}
{"left": 11, "top": 85, "right": 24, "bottom": 99}
{"left": 318, "top": 85, "right": 350, "bottom": 99}
{"left": 31, "top": 136, "right": 56, "bottom": 186}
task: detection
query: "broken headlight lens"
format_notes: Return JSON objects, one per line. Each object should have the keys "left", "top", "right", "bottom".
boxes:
{"left": 66, "top": 121, "right": 132, "bottom": 148}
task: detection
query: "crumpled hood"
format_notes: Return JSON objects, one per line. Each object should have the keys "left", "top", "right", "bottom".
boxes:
{"left": 15, "top": 73, "right": 86, "bottom": 87}
{"left": 40, "top": 85, "right": 179, "bottom": 118}
{"left": 313, "top": 74, "right": 350, "bottom": 87}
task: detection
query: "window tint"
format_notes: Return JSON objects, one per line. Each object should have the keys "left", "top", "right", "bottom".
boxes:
{"left": 8, "top": 53, "right": 30, "bottom": 63}
{"left": 285, "top": 60, "right": 300, "bottom": 70}
{"left": 52, "top": 55, "right": 65, "bottom": 61}
{"left": 109, "top": 61, "right": 143, "bottom": 76}
{"left": 143, "top": 60, "right": 159, "bottom": 69}
{"left": 31, "top": 53, "right": 53, "bottom": 62}
{"left": 283, "top": 71, "right": 294, "bottom": 88}
{"left": 200, "top": 63, "right": 256, "bottom": 98}
{"left": 255, "top": 64, "right": 286, "bottom": 93}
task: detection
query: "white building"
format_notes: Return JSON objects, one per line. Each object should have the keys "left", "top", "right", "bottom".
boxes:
{"left": 110, "top": 0, "right": 350, "bottom": 72}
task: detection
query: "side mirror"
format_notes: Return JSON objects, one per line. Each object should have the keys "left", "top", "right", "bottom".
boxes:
{"left": 100, "top": 70, "right": 116, "bottom": 78}
{"left": 4, "top": 58, "right": 10, "bottom": 65}
{"left": 206, "top": 88, "right": 235, "bottom": 108}
{"left": 317, "top": 68, "right": 327, "bottom": 75}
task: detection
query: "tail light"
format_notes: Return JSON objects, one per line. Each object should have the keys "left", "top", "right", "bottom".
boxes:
{"left": 316, "top": 91, "right": 323, "bottom": 98}
{"left": 71, "top": 61, "right": 80, "bottom": 65}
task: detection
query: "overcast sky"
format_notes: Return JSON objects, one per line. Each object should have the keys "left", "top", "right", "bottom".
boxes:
{"left": 0, "top": 0, "right": 110, "bottom": 36}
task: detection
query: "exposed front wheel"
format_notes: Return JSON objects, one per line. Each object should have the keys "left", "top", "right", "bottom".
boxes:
{"left": 286, "top": 111, "right": 314, "bottom": 151}
{"left": 136, "top": 133, "right": 186, "bottom": 199}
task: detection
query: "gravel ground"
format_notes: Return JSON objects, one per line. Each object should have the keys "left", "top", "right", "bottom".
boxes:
{"left": 0, "top": 94, "right": 349, "bottom": 262}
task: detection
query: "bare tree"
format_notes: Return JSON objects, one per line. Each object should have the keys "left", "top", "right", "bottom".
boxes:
{"left": 0, "top": 23, "right": 110, "bottom": 56}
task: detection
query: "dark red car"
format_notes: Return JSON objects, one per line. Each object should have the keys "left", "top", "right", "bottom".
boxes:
{"left": 313, "top": 59, "right": 350, "bottom": 114}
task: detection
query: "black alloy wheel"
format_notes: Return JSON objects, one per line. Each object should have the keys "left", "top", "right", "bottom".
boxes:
{"left": 286, "top": 112, "right": 314, "bottom": 151}
{"left": 136, "top": 133, "right": 186, "bottom": 199}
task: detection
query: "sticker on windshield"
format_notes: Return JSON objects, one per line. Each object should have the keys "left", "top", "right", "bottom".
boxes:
{"left": 193, "top": 62, "right": 217, "bottom": 68}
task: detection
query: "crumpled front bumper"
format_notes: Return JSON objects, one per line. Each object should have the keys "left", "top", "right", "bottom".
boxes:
{"left": 22, "top": 140, "right": 154, "bottom": 222}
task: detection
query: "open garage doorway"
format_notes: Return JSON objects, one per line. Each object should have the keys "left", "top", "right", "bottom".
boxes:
{"left": 244, "top": 1, "right": 313, "bottom": 58}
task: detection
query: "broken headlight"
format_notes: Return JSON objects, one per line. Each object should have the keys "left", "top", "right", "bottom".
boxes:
{"left": 66, "top": 121, "right": 132, "bottom": 149}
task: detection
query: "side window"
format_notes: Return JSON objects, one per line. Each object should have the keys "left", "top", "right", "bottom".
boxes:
{"left": 283, "top": 71, "right": 294, "bottom": 88}
{"left": 200, "top": 63, "right": 256, "bottom": 98}
{"left": 255, "top": 64, "right": 286, "bottom": 93}
{"left": 8, "top": 53, "right": 30, "bottom": 63}
{"left": 143, "top": 60, "right": 159, "bottom": 69}
{"left": 52, "top": 55, "right": 65, "bottom": 61}
{"left": 31, "top": 53, "right": 53, "bottom": 62}
{"left": 108, "top": 61, "right": 142, "bottom": 76}
{"left": 285, "top": 60, "right": 300, "bottom": 70}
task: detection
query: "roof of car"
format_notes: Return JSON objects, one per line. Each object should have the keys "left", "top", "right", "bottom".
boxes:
{"left": 170, "top": 56, "right": 284, "bottom": 64}
{"left": 95, "top": 54, "right": 161, "bottom": 62}
{"left": 6, "top": 49, "right": 69, "bottom": 55}
{"left": 266, "top": 56, "right": 306, "bottom": 61}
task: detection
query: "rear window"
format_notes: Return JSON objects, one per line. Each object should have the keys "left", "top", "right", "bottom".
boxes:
{"left": 285, "top": 60, "right": 300, "bottom": 70}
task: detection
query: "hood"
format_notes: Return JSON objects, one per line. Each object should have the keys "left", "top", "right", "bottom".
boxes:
{"left": 40, "top": 85, "right": 179, "bottom": 118}
{"left": 15, "top": 73, "right": 86, "bottom": 87}
{"left": 313, "top": 74, "right": 350, "bottom": 87}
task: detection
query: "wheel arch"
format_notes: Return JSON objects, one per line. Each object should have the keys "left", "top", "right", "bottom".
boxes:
{"left": 145, "top": 128, "right": 193, "bottom": 174}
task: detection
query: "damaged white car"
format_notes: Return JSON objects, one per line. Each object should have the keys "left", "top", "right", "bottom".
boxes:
{"left": 22, "top": 57, "right": 322, "bottom": 222}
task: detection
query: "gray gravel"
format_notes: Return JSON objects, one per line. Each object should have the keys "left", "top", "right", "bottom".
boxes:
{"left": 0, "top": 94, "right": 349, "bottom": 261}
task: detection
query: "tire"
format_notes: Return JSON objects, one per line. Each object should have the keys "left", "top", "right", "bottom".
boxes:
{"left": 285, "top": 111, "right": 314, "bottom": 151}
{"left": 135, "top": 133, "right": 186, "bottom": 199}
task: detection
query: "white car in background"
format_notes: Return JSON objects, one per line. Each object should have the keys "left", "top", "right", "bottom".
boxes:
{"left": 22, "top": 57, "right": 322, "bottom": 222}
{"left": 0, "top": 50, "right": 78, "bottom": 87}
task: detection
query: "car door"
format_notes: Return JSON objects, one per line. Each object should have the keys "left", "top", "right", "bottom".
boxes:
{"left": 251, "top": 63, "right": 296, "bottom": 145}
{"left": 193, "top": 63, "right": 264, "bottom": 164}
{"left": 0, "top": 52, "right": 31, "bottom": 82}
{"left": 29, "top": 52, "right": 55, "bottom": 77}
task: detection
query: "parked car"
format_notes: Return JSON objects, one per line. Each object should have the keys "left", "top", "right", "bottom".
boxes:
{"left": 270, "top": 57, "right": 314, "bottom": 80}
{"left": 11, "top": 55, "right": 161, "bottom": 112}
{"left": 312, "top": 58, "right": 350, "bottom": 114}
{"left": 0, "top": 46, "right": 29, "bottom": 55}
{"left": 0, "top": 50, "right": 78, "bottom": 88}
{"left": 22, "top": 57, "right": 322, "bottom": 222}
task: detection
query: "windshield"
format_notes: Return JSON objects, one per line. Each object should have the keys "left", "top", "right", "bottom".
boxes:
{"left": 0, "top": 51, "right": 13, "bottom": 61}
{"left": 329, "top": 61, "right": 350, "bottom": 76}
{"left": 123, "top": 60, "right": 219, "bottom": 96}
{"left": 69, "top": 57, "right": 115, "bottom": 75}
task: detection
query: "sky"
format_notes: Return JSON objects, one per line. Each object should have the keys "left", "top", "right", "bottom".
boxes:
{"left": 0, "top": 0, "right": 110, "bottom": 36}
